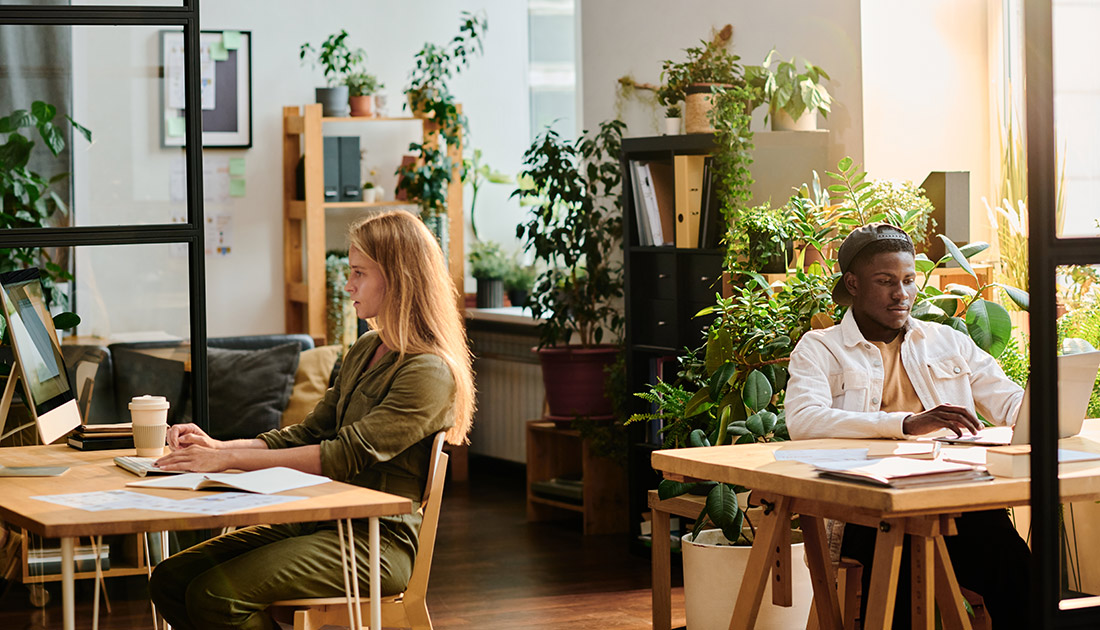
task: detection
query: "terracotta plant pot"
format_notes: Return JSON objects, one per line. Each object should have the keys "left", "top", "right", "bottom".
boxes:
{"left": 349, "top": 95, "right": 374, "bottom": 117}
{"left": 536, "top": 344, "right": 618, "bottom": 420}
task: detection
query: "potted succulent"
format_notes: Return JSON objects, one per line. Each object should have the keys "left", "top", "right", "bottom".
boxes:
{"left": 504, "top": 259, "right": 537, "bottom": 308}
{"left": 744, "top": 49, "right": 833, "bottom": 131}
{"left": 658, "top": 25, "right": 746, "bottom": 134}
{"left": 467, "top": 240, "right": 510, "bottom": 308}
{"left": 299, "top": 30, "right": 365, "bottom": 117}
{"left": 663, "top": 104, "right": 681, "bottom": 136}
{"left": 514, "top": 119, "right": 626, "bottom": 420}
{"left": 346, "top": 71, "right": 382, "bottom": 117}
{"left": 0, "top": 101, "right": 91, "bottom": 311}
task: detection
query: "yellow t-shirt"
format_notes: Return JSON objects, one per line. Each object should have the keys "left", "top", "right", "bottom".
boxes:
{"left": 870, "top": 333, "right": 924, "bottom": 414}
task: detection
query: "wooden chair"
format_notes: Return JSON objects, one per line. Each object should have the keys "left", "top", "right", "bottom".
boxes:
{"left": 272, "top": 432, "right": 449, "bottom": 630}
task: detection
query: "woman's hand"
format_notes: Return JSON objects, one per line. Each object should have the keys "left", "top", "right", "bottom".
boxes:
{"left": 155, "top": 445, "right": 233, "bottom": 473}
{"left": 167, "top": 423, "right": 222, "bottom": 450}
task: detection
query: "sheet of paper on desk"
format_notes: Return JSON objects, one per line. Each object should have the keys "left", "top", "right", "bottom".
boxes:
{"left": 0, "top": 466, "right": 69, "bottom": 477}
{"left": 171, "top": 493, "right": 306, "bottom": 515}
{"left": 773, "top": 448, "right": 869, "bottom": 464}
{"left": 32, "top": 490, "right": 180, "bottom": 512}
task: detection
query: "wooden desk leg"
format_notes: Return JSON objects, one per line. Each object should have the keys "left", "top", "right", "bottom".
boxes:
{"left": 728, "top": 495, "right": 791, "bottom": 630}
{"left": 911, "top": 536, "right": 934, "bottom": 630}
{"left": 61, "top": 536, "right": 75, "bottom": 630}
{"left": 802, "top": 515, "right": 843, "bottom": 630}
{"left": 651, "top": 508, "right": 672, "bottom": 630}
{"left": 772, "top": 516, "right": 793, "bottom": 606}
{"left": 933, "top": 536, "right": 972, "bottom": 630}
{"left": 863, "top": 521, "right": 905, "bottom": 630}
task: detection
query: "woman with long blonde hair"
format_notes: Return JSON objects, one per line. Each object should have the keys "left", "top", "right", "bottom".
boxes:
{"left": 149, "top": 210, "right": 474, "bottom": 630}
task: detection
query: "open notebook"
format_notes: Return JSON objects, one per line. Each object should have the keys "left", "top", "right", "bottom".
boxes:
{"left": 125, "top": 467, "right": 330, "bottom": 495}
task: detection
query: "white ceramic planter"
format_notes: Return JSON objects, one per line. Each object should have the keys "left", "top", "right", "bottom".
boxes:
{"left": 663, "top": 117, "right": 682, "bottom": 136}
{"left": 682, "top": 529, "right": 812, "bottom": 630}
{"left": 771, "top": 109, "right": 818, "bottom": 131}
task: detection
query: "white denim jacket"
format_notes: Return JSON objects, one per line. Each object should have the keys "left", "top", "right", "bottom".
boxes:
{"left": 785, "top": 310, "right": 1025, "bottom": 440}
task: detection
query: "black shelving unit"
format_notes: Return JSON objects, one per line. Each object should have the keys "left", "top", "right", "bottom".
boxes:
{"left": 620, "top": 134, "right": 723, "bottom": 555}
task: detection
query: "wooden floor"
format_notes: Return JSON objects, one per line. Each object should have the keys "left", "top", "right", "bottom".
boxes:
{"left": 0, "top": 458, "right": 687, "bottom": 629}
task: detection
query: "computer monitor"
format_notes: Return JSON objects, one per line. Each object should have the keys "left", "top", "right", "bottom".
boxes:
{"left": 0, "top": 268, "right": 81, "bottom": 444}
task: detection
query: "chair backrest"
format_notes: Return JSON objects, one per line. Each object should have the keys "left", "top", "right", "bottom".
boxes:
{"left": 404, "top": 431, "right": 448, "bottom": 598}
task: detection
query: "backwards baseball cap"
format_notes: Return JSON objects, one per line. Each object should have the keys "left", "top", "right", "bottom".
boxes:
{"left": 831, "top": 223, "right": 914, "bottom": 306}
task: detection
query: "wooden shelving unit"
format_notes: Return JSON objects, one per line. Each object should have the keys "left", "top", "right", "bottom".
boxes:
{"left": 281, "top": 104, "right": 464, "bottom": 343}
{"left": 525, "top": 420, "right": 628, "bottom": 535}
{"left": 13, "top": 529, "right": 156, "bottom": 606}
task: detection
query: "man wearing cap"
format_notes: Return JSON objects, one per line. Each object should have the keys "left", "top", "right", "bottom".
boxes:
{"left": 785, "top": 223, "right": 1029, "bottom": 629}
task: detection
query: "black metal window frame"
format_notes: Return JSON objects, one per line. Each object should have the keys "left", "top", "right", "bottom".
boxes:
{"left": 0, "top": 1, "right": 209, "bottom": 432}
{"left": 1026, "top": 0, "right": 1100, "bottom": 626}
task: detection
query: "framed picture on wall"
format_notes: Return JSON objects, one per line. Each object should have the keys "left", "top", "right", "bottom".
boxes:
{"left": 160, "top": 30, "right": 252, "bottom": 148}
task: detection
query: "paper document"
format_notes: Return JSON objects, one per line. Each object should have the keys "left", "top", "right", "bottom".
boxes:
{"left": 0, "top": 466, "right": 68, "bottom": 477}
{"left": 814, "top": 457, "right": 992, "bottom": 488}
{"left": 773, "top": 448, "right": 869, "bottom": 464}
{"left": 32, "top": 490, "right": 180, "bottom": 512}
{"left": 126, "top": 467, "right": 330, "bottom": 495}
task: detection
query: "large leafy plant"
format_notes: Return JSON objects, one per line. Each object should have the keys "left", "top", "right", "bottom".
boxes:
{"left": 299, "top": 30, "right": 365, "bottom": 88}
{"left": 657, "top": 25, "right": 745, "bottom": 107}
{"left": 513, "top": 120, "right": 626, "bottom": 348}
{"left": 744, "top": 49, "right": 832, "bottom": 124}
{"left": 1, "top": 102, "right": 91, "bottom": 309}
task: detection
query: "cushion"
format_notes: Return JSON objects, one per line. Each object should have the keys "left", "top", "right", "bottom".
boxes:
{"left": 206, "top": 342, "right": 300, "bottom": 441}
{"left": 281, "top": 345, "right": 342, "bottom": 428}
{"left": 111, "top": 348, "right": 188, "bottom": 425}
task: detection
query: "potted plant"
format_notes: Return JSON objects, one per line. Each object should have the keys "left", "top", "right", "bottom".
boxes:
{"left": 663, "top": 104, "right": 681, "bottom": 136}
{"left": 0, "top": 101, "right": 91, "bottom": 311}
{"left": 346, "top": 71, "right": 382, "bottom": 117}
{"left": 786, "top": 172, "right": 841, "bottom": 269}
{"left": 299, "top": 30, "right": 365, "bottom": 117}
{"left": 361, "top": 181, "right": 377, "bottom": 204}
{"left": 744, "top": 49, "right": 833, "bottom": 131}
{"left": 504, "top": 259, "right": 537, "bottom": 308}
{"left": 514, "top": 119, "right": 626, "bottom": 420}
{"left": 467, "top": 240, "right": 510, "bottom": 308}
{"left": 405, "top": 11, "right": 487, "bottom": 122}
{"left": 463, "top": 147, "right": 513, "bottom": 241}
{"left": 394, "top": 143, "right": 453, "bottom": 255}
{"left": 729, "top": 202, "right": 792, "bottom": 274}
{"left": 658, "top": 24, "right": 746, "bottom": 134}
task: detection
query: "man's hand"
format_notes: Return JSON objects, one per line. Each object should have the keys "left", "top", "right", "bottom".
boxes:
{"left": 166, "top": 423, "right": 221, "bottom": 450}
{"left": 155, "top": 445, "right": 233, "bottom": 473}
{"left": 903, "top": 404, "right": 983, "bottom": 437}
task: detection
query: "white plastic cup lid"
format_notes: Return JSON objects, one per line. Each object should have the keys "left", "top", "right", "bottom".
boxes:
{"left": 129, "top": 395, "right": 170, "bottom": 411}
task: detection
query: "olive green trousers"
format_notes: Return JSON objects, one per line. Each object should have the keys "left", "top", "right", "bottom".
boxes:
{"left": 148, "top": 519, "right": 415, "bottom": 630}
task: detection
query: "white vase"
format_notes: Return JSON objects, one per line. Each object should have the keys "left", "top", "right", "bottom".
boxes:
{"left": 682, "top": 529, "right": 812, "bottom": 630}
{"left": 771, "top": 109, "right": 818, "bottom": 131}
{"left": 663, "top": 117, "right": 682, "bottom": 135}
{"left": 362, "top": 188, "right": 377, "bottom": 203}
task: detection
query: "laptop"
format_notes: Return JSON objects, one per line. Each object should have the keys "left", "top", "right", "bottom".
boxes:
{"left": 934, "top": 351, "right": 1100, "bottom": 446}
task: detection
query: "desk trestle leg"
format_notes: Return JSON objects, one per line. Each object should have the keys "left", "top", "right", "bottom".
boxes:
{"left": 802, "top": 515, "right": 844, "bottom": 630}
{"left": 933, "top": 536, "right": 973, "bottom": 630}
{"left": 728, "top": 495, "right": 791, "bottom": 630}
{"left": 863, "top": 520, "right": 905, "bottom": 630}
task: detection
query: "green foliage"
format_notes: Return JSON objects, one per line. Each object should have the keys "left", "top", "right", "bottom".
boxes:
{"left": 730, "top": 203, "right": 792, "bottom": 273}
{"left": 394, "top": 143, "right": 453, "bottom": 216}
{"left": 513, "top": 120, "right": 626, "bottom": 348}
{"left": 1058, "top": 298, "right": 1100, "bottom": 417}
{"left": 665, "top": 104, "right": 681, "bottom": 118}
{"left": 503, "top": 259, "right": 537, "bottom": 293}
{"left": 864, "top": 180, "right": 937, "bottom": 246}
{"left": 705, "top": 85, "right": 757, "bottom": 270}
{"left": 657, "top": 26, "right": 745, "bottom": 106}
{"left": 1, "top": 101, "right": 91, "bottom": 310}
{"left": 744, "top": 49, "right": 832, "bottom": 123}
{"left": 467, "top": 240, "right": 510, "bottom": 280}
{"left": 406, "top": 10, "right": 487, "bottom": 133}
{"left": 345, "top": 71, "right": 382, "bottom": 97}
{"left": 463, "top": 148, "right": 513, "bottom": 240}
{"left": 997, "top": 336, "right": 1030, "bottom": 388}
{"left": 300, "top": 30, "right": 365, "bottom": 87}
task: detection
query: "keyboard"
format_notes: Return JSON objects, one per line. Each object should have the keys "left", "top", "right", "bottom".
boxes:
{"left": 113, "top": 456, "right": 186, "bottom": 477}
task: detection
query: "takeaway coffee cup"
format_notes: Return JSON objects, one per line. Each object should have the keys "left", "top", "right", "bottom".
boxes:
{"left": 130, "top": 395, "right": 170, "bottom": 457}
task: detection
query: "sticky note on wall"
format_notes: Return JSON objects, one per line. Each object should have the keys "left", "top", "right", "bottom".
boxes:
{"left": 222, "top": 31, "right": 241, "bottom": 50}
{"left": 229, "top": 157, "right": 245, "bottom": 176}
{"left": 229, "top": 179, "right": 246, "bottom": 197}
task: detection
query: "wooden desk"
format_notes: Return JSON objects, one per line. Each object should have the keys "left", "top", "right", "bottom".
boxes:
{"left": 650, "top": 429, "right": 1100, "bottom": 630}
{"left": 0, "top": 445, "right": 412, "bottom": 630}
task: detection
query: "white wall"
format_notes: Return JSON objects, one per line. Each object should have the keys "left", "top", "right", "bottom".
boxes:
{"left": 861, "top": 0, "right": 994, "bottom": 246}
{"left": 579, "top": 0, "right": 865, "bottom": 171}
{"left": 71, "top": 0, "right": 530, "bottom": 338}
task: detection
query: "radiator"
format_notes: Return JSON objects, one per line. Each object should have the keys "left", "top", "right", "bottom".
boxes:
{"left": 468, "top": 330, "right": 544, "bottom": 463}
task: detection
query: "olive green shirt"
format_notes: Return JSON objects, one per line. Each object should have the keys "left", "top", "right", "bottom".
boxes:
{"left": 258, "top": 331, "right": 456, "bottom": 503}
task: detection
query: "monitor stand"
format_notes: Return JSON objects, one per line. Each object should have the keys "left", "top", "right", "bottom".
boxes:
{"left": 0, "top": 364, "right": 38, "bottom": 442}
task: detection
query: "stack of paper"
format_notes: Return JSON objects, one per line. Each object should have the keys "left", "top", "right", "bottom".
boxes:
{"left": 814, "top": 457, "right": 992, "bottom": 488}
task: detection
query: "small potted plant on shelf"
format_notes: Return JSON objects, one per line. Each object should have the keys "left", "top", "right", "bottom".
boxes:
{"left": 729, "top": 202, "right": 793, "bottom": 274}
{"left": 467, "top": 240, "right": 510, "bottom": 308}
{"left": 658, "top": 24, "right": 747, "bottom": 134}
{"left": 513, "top": 119, "right": 626, "bottom": 421}
{"left": 0, "top": 101, "right": 91, "bottom": 311}
{"left": 346, "top": 71, "right": 382, "bottom": 117}
{"left": 744, "top": 49, "right": 832, "bottom": 131}
{"left": 504, "top": 259, "right": 537, "bottom": 308}
{"left": 299, "top": 30, "right": 365, "bottom": 117}
{"left": 663, "top": 104, "right": 681, "bottom": 136}
{"left": 394, "top": 143, "right": 454, "bottom": 255}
